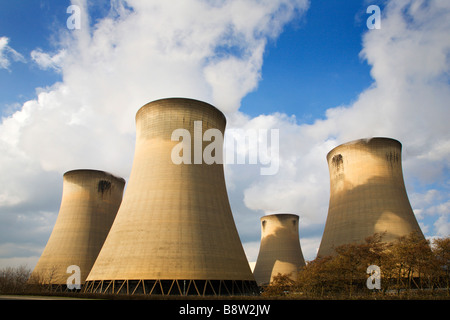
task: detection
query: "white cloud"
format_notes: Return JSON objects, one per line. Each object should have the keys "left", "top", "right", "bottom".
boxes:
{"left": 0, "top": 0, "right": 310, "bottom": 268}
{"left": 236, "top": 0, "right": 450, "bottom": 245}
{"left": 1, "top": 0, "right": 449, "bottom": 270}
{"left": 411, "top": 189, "right": 449, "bottom": 238}
{"left": 4, "top": 0, "right": 308, "bottom": 176}
{"left": 232, "top": 113, "right": 332, "bottom": 225}
{"left": 0, "top": 37, "right": 25, "bottom": 70}
{"left": 30, "top": 49, "right": 66, "bottom": 72}
{"left": 434, "top": 214, "right": 450, "bottom": 237}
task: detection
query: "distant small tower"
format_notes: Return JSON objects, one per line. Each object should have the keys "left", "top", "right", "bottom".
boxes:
{"left": 253, "top": 214, "right": 306, "bottom": 286}
{"left": 85, "top": 98, "right": 257, "bottom": 295}
{"left": 29, "top": 169, "right": 125, "bottom": 287}
{"left": 317, "top": 137, "right": 425, "bottom": 257}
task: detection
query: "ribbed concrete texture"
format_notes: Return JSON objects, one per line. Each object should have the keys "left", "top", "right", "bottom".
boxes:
{"left": 29, "top": 170, "right": 125, "bottom": 286}
{"left": 253, "top": 214, "right": 306, "bottom": 286}
{"left": 85, "top": 98, "right": 257, "bottom": 295}
{"left": 317, "top": 137, "right": 424, "bottom": 257}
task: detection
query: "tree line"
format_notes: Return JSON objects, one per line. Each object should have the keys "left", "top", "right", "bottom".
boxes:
{"left": 263, "top": 232, "right": 450, "bottom": 299}
{"left": 0, "top": 265, "right": 31, "bottom": 294}
{"left": 1, "top": 232, "right": 449, "bottom": 298}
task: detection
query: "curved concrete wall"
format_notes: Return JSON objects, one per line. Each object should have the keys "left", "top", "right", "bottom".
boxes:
{"left": 30, "top": 169, "right": 125, "bottom": 285}
{"left": 86, "top": 98, "right": 255, "bottom": 292}
{"left": 253, "top": 214, "right": 305, "bottom": 286}
{"left": 318, "top": 137, "right": 424, "bottom": 257}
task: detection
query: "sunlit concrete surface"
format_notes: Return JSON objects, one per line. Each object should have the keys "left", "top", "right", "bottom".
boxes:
{"left": 29, "top": 170, "right": 125, "bottom": 285}
{"left": 85, "top": 98, "right": 256, "bottom": 295}
{"left": 253, "top": 214, "right": 306, "bottom": 286}
{"left": 318, "top": 138, "right": 424, "bottom": 257}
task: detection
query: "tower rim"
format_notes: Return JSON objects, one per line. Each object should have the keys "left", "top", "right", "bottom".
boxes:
{"left": 135, "top": 97, "right": 227, "bottom": 125}
{"left": 326, "top": 137, "right": 402, "bottom": 161}
{"left": 63, "top": 169, "right": 126, "bottom": 184}
{"left": 260, "top": 213, "right": 299, "bottom": 221}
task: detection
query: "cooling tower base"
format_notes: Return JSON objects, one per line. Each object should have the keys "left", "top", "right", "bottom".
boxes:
{"left": 83, "top": 279, "right": 259, "bottom": 296}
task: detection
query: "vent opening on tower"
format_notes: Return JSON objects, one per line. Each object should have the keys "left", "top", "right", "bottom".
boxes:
{"left": 98, "top": 180, "right": 111, "bottom": 195}
{"left": 331, "top": 154, "right": 343, "bottom": 169}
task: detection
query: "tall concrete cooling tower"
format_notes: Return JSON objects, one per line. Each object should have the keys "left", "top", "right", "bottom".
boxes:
{"left": 85, "top": 98, "right": 257, "bottom": 296}
{"left": 29, "top": 170, "right": 125, "bottom": 288}
{"left": 253, "top": 214, "right": 306, "bottom": 286}
{"left": 317, "top": 137, "right": 424, "bottom": 257}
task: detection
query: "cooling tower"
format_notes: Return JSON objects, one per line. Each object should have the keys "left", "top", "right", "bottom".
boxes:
{"left": 85, "top": 98, "right": 257, "bottom": 296}
{"left": 317, "top": 137, "right": 424, "bottom": 257}
{"left": 253, "top": 214, "right": 306, "bottom": 286}
{"left": 29, "top": 169, "right": 125, "bottom": 287}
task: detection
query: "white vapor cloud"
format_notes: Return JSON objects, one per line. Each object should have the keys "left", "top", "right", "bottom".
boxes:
{"left": 30, "top": 49, "right": 67, "bottom": 72}
{"left": 0, "top": 37, "right": 25, "bottom": 70}
{"left": 0, "top": 0, "right": 310, "bottom": 268}
{"left": 1, "top": 0, "right": 449, "bottom": 268}
{"left": 239, "top": 0, "right": 450, "bottom": 262}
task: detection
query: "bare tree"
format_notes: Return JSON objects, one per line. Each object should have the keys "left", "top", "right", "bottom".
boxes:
{"left": 432, "top": 237, "right": 450, "bottom": 295}
{"left": 0, "top": 265, "right": 31, "bottom": 294}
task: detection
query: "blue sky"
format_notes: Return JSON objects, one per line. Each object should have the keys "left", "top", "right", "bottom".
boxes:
{"left": 242, "top": 0, "right": 374, "bottom": 120}
{"left": 0, "top": 0, "right": 449, "bottom": 268}
{"left": 0, "top": 1, "right": 60, "bottom": 113}
{"left": 0, "top": 0, "right": 375, "bottom": 120}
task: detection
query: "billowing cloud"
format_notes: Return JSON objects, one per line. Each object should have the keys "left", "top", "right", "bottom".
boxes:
{"left": 1, "top": 0, "right": 448, "bottom": 268}
{"left": 0, "top": 0, "right": 310, "bottom": 267}
{"left": 238, "top": 0, "right": 450, "bottom": 262}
